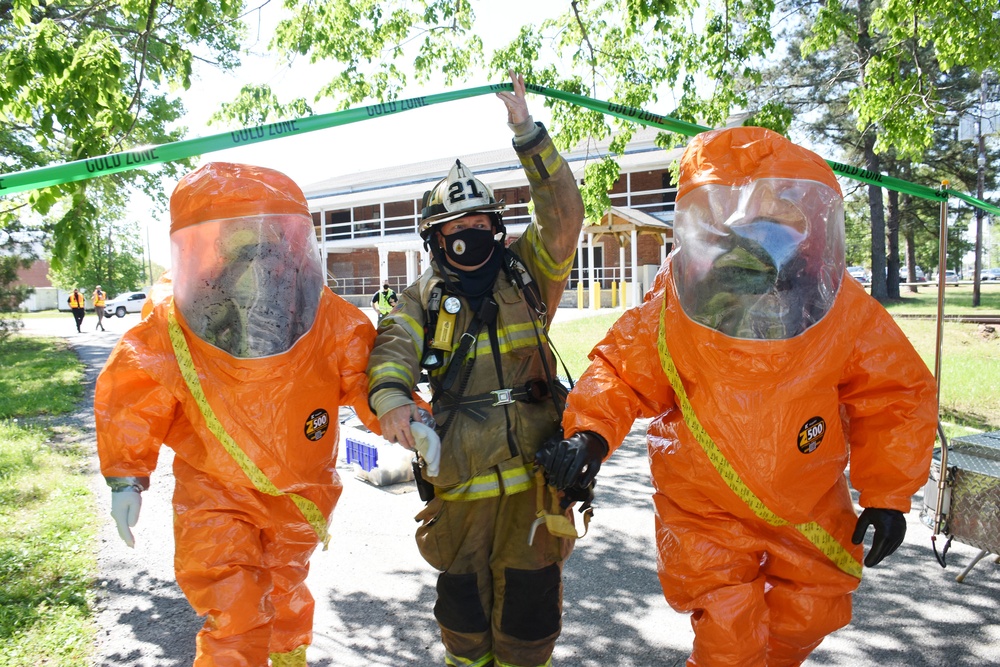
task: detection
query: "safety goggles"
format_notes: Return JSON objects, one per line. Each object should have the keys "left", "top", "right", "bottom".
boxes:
{"left": 527, "top": 469, "right": 592, "bottom": 545}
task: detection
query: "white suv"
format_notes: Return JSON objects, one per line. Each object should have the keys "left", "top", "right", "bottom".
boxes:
{"left": 104, "top": 291, "right": 148, "bottom": 318}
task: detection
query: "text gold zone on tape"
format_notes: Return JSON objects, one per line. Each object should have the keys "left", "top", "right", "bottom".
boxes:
{"left": 1, "top": 82, "right": 996, "bottom": 217}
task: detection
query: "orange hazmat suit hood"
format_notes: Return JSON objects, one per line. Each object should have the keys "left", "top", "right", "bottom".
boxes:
{"left": 676, "top": 126, "right": 842, "bottom": 201}
{"left": 168, "top": 162, "right": 324, "bottom": 358}
{"left": 170, "top": 162, "right": 310, "bottom": 235}
{"left": 671, "top": 127, "right": 846, "bottom": 340}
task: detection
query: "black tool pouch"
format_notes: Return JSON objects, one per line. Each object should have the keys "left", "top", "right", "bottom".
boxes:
{"left": 413, "top": 459, "right": 436, "bottom": 502}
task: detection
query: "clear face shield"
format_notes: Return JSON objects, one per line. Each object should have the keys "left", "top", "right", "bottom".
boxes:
{"left": 673, "top": 178, "right": 845, "bottom": 340}
{"left": 171, "top": 213, "right": 325, "bottom": 358}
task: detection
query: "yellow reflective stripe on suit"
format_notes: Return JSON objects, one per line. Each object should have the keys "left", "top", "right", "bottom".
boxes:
{"left": 656, "top": 297, "right": 862, "bottom": 579}
{"left": 167, "top": 306, "right": 331, "bottom": 548}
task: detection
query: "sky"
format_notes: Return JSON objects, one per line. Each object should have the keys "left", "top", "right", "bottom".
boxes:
{"left": 137, "top": 0, "right": 561, "bottom": 268}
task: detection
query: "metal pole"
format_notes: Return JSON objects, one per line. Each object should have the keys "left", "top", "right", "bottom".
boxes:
{"left": 145, "top": 223, "right": 153, "bottom": 285}
{"left": 973, "top": 77, "right": 986, "bottom": 307}
{"left": 933, "top": 185, "right": 949, "bottom": 401}
{"left": 932, "top": 186, "right": 950, "bottom": 535}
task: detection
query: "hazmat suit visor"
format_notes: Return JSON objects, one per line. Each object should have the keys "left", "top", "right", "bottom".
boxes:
{"left": 673, "top": 178, "right": 845, "bottom": 340}
{"left": 171, "top": 213, "right": 324, "bottom": 358}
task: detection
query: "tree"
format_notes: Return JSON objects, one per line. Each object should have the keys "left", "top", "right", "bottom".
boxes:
{"left": 47, "top": 214, "right": 150, "bottom": 298}
{"left": 752, "top": 1, "right": 999, "bottom": 301}
{"left": 0, "top": 226, "right": 38, "bottom": 343}
{"left": 0, "top": 0, "right": 249, "bottom": 268}
{"left": 229, "top": 0, "right": 780, "bottom": 221}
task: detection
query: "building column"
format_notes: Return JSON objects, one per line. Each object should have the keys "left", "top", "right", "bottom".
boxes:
{"left": 618, "top": 240, "right": 626, "bottom": 308}
{"left": 630, "top": 229, "right": 640, "bottom": 306}
{"left": 587, "top": 232, "right": 599, "bottom": 310}
{"left": 405, "top": 249, "right": 419, "bottom": 285}
{"left": 377, "top": 246, "right": 390, "bottom": 288}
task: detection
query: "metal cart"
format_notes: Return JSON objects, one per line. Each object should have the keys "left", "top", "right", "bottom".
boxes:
{"left": 921, "top": 430, "right": 1000, "bottom": 582}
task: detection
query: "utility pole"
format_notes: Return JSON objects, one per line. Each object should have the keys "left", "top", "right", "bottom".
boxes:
{"left": 973, "top": 76, "right": 986, "bottom": 307}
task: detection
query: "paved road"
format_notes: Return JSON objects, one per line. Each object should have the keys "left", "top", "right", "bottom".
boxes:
{"left": 17, "top": 311, "right": 1000, "bottom": 666}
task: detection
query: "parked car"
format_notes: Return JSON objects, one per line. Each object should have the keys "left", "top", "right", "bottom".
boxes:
{"left": 899, "top": 266, "right": 926, "bottom": 282}
{"left": 104, "top": 291, "right": 148, "bottom": 317}
{"left": 847, "top": 266, "right": 869, "bottom": 282}
{"left": 980, "top": 268, "right": 1000, "bottom": 281}
{"left": 933, "top": 270, "right": 960, "bottom": 286}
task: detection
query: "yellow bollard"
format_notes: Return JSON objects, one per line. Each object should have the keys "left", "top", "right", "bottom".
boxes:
{"left": 610, "top": 281, "right": 618, "bottom": 308}
{"left": 620, "top": 280, "right": 628, "bottom": 308}
{"left": 577, "top": 282, "right": 584, "bottom": 309}
{"left": 593, "top": 284, "right": 602, "bottom": 310}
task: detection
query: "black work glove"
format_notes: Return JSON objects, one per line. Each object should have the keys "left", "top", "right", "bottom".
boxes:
{"left": 851, "top": 507, "right": 906, "bottom": 567}
{"left": 535, "top": 431, "right": 609, "bottom": 490}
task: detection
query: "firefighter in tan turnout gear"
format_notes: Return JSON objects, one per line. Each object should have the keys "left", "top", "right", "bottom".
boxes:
{"left": 367, "top": 71, "right": 584, "bottom": 667}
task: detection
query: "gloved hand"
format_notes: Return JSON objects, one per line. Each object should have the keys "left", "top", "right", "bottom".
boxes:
{"left": 535, "top": 431, "right": 609, "bottom": 490}
{"left": 851, "top": 507, "right": 906, "bottom": 567}
{"left": 110, "top": 489, "right": 142, "bottom": 548}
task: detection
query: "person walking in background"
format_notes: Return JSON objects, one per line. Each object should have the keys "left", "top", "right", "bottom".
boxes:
{"left": 370, "top": 282, "right": 397, "bottom": 324}
{"left": 92, "top": 285, "right": 106, "bottom": 331}
{"left": 94, "top": 162, "right": 379, "bottom": 666}
{"left": 541, "top": 126, "right": 938, "bottom": 666}
{"left": 367, "top": 71, "right": 584, "bottom": 667}
{"left": 67, "top": 288, "right": 85, "bottom": 333}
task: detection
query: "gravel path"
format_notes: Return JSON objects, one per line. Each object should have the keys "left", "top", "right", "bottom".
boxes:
{"left": 17, "top": 311, "right": 1000, "bottom": 666}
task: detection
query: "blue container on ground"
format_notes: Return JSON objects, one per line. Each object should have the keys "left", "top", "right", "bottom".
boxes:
{"left": 345, "top": 437, "right": 379, "bottom": 472}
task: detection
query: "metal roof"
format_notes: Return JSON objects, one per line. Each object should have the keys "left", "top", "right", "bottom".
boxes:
{"left": 303, "top": 125, "right": 686, "bottom": 211}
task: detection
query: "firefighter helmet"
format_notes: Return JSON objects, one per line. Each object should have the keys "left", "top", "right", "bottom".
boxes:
{"left": 419, "top": 160, "right": 505, "bottom": 239}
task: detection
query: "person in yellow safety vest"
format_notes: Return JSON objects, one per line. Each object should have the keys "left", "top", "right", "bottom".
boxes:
{"left": 540, "top": 126, "right": 938, "bottom": 667}
{"left": 367, "top": 70, "right": 584, "bottom": 667}
{"left": 67, "top": 287, "right": 86, "bottom": 332}
{"left": 94, "top": 162, "right": 379, "bottom": 667}
{"left": 370, "top": 282, "right": 398, "bottom": 324}
{"left": 91, "top": 285, "right": 106, "bottom": 331}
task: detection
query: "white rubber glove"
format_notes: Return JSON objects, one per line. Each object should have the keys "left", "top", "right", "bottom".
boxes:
{"left": 110, "top": 490, "right": 142, "bottom": 548}
{"left": 410, "top": 421, "right": 441, "bottom": 477}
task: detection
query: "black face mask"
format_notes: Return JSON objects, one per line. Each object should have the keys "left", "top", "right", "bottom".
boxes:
{"left": 441, "top": 227, "right": 497, "bottom": 267}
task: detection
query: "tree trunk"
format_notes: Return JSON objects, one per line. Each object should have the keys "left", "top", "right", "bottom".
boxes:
{"left": 904, "top": 202, "right": 918, "bottom": 294}
{"left": 886, "top": 187, "right": 900, "bottom": 299}
{"left": 864, "top": 133, "right": 888, "bottom": 301}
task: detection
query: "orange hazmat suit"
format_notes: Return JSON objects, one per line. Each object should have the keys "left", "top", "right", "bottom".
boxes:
{"left": 95, "top": 163, "right": 377, "bottom": 666}
{"left": 562, "top": 127, "right": 938, "bottom": 666}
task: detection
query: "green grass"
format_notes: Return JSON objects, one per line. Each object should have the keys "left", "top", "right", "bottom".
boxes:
{"left": 0, "top": 338, "right": 84, "bottom": 418}
{"left": 0, "top": 339, "right": 96, "bottom": 667}
{"left": 881, "top": 282, "right": 1000, "bottom": 315}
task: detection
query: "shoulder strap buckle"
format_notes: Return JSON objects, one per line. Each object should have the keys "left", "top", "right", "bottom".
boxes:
{"left": 491, "top": 388, "right": 515, "bottom": 406}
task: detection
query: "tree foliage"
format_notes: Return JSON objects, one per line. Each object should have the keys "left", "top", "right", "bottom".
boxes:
{"left": 0, "top": 226, "right": 37, "bottom": 343}
{"left": 46, "top": 210, "right": 150, "bottom": 298}
{"left": 0, "top": 0, "right": 249, "bottom": 267}
{"left": 752, "top": 0, "right": 999, "bottom": 300}
{"left": 240, "top": 0, "right": 781, "bottom": 221}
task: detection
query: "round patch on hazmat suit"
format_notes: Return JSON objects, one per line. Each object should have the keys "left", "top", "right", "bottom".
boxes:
{"left": 304, "top": 408, "right": 330, "bottom": 441}
{"left": 797, "top": 416, "right": 826, "bottom": 453}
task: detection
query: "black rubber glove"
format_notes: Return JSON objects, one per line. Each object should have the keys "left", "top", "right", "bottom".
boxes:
{"left": 535, "top": 431, "right": 609, "bottom": 490}
{"left": 851, "top": 507, "right": 907, "bottom": 567}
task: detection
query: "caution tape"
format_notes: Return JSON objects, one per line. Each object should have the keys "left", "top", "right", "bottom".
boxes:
{"left": 1, "top": 81, "right": 996, "bottom": 216}
{"left": 656, "top": 295, "right": 863, "bottom": 579}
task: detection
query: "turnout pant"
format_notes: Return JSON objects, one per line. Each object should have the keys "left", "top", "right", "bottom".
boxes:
{"left": 415, "top": 483, "right": 574, "bottom": 667}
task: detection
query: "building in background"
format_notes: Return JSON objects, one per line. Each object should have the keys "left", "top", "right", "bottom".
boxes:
{"left": 303, "top": 127, "right": 679, "bottom": 309}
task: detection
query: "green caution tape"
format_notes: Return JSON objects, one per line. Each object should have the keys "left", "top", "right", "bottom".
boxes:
{"left": 1, "top": 81, "right": 997, "bottom": 216}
